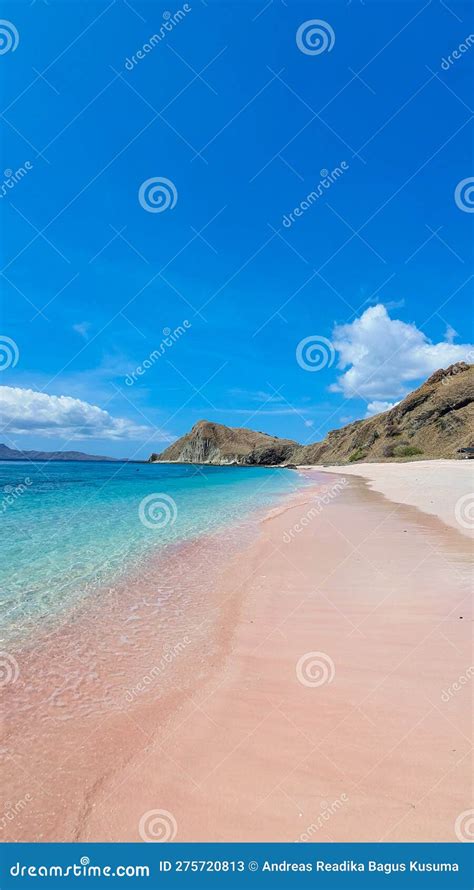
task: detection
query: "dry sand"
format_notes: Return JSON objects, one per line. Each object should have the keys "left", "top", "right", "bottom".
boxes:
{"left": 3, "top": 463, "right": 472, "bottom": 843}
{"left": 311, "top": 459, "right": 474, "bottom": 538}
{"left": 82, "top": 464, "right": 473, "bottom": 842}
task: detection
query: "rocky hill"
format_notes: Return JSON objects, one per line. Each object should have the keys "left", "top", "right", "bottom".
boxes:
{"left": 149, "top": 420, "right": 296, "bottom": 465}
{"left": 291, "top": 362, "right": 473, "bottom": 465}
{"left": 149, "top": 363, "right": 473, "bottom": 466}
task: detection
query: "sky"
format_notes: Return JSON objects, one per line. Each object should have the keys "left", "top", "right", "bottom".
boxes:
{"left": 0, "top": 0, "right": 473, "bottom": 458}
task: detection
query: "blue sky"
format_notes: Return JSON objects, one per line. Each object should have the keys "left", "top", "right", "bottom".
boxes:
{"left": 0, "top": 0, "right": 473, "bottom": 458}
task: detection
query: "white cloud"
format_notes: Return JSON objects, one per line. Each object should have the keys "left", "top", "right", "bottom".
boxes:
{"left": 73, "top": 321, "right": 91, "bottom": 340}
{"left": 444, "top": 323, "right": 457, "bottom": 344}
{"left": 213, "top": 407, "right": 308, "bottom": 416}
{"left": 0, "top": 386, "right": 156, "bottom": 440}
{"left": 330, "top": 304, "right": 474, "bottom": 400}
{"left": 365, "top": 400, "right": 399, "bottom": 417}
{"left": 228, "top": 388, "right": 285, "bottom": 403}
{"left": 364, "top": 296, "right": 405, "bottom": 311}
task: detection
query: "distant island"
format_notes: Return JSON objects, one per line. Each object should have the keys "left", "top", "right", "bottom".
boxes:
{"left": 0, "top": 443, "right": 116, "bottom": 462}
{"left": 150, "top": 363, "right": 474, "bottom": 466}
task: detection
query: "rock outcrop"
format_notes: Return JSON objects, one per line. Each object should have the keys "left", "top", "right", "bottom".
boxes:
{"left": 150, "top": 420, "right": 297, "bottom": 465}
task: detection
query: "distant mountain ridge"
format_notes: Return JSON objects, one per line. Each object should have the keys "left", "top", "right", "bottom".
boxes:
{"left": 149, "top": 363, "right": 474, "bottom": 466}
{"left": 0, "top": 443, "right": 116, "bottom": 462}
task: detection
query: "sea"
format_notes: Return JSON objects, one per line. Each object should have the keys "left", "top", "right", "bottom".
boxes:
{"left": 1, "top": 459, "right": 317, "bottom": 838}
{"left": 1, "top": 460, "right": 311, "bottom": 648}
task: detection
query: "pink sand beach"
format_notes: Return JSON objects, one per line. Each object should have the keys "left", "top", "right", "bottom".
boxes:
{"left": 1, "top": 463, "right": 472, "bottom": 843}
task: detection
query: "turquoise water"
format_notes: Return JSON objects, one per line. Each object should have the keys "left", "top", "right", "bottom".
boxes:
{"left": 1, "top": 460, "right": 309, "bottom": 644}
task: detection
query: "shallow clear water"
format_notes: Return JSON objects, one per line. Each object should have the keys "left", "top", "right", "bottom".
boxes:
{"left": 1, "top": 460, "right": 309, "bottom": 644}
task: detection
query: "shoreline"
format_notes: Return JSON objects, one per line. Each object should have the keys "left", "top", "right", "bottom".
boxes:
{"left": 2, "top": 464, "right": 472, "bottom": 842}
{"left": 1, "top": 473, "right": 329, "bottom": 841}
{"left": 96, "top": 466, "right": 470, "bottom": 843}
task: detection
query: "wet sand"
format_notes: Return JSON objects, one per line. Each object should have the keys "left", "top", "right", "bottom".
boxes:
{"left": 1, "top": 467, "right": 472, "bottom": 842}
